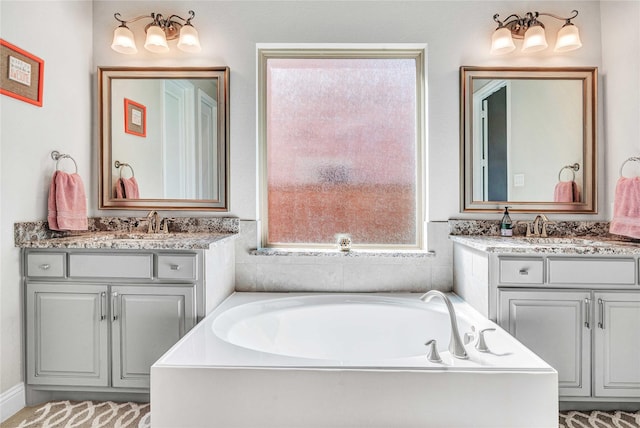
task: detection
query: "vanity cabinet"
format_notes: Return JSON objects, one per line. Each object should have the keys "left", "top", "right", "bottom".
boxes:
{"left": 453, "top": 241, "right": 640, "bottom": 403}
{"left": 22, "top": 248, "right": 223, "bottom": 396}
{"left": 499, "top": 289, "right": 591, "bottom": 397}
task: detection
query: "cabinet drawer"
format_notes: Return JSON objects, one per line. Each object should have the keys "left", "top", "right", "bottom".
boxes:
{"left": 499, "top": 258, "right": 544, "bottom": 284}
{"left": 69, "top": 253, "right": 152, "bottom": 279}
{"left": 157, "top": 254, "right": 197, "bottom": 280}
{"left": 548, "top": 258, "right": 635, "bottom": 285}
{"left": 26, "top": 253, "right": 66, "bottom": 277}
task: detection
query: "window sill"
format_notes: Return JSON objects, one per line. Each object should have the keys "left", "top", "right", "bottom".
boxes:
{"left": 250, "top": 248, "right": 436, "bottom": 258}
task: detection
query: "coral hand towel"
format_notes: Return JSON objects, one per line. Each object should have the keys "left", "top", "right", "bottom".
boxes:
{"left": 47, "top": 171, "right": 88, "bottom": 231}
{"left": 609, "top": 177, "right": 640, "bottom": 239}
{"left": 123, "top": 177, "right": 140, "bottom": 199}
{"left": 115, "top": 178, "right": 126, "bottom": 199}
{"left": 554, "top": 181, "right": 580, "bottom": 202}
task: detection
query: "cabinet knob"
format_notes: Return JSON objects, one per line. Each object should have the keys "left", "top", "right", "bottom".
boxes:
{"left": 170, "top": 264, "right": 182, "bottom": 271}
{"left": 518, "top": 268, "right": 529, "bottom": 275}
{"left": 39, "top": 264, "right": 50, "bottom": 270}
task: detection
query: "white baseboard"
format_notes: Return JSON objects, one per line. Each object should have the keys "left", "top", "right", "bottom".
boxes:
{"left": 0, "top": 383, "right": 25, "bottom": 423}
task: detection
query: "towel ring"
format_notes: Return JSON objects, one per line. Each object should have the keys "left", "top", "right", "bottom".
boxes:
{"left": 619, "top": 156, "right": 640, "bottom": 178}
{"left": 558, "top": 163, "right": 580, "bottom": 182}
{"left": 51, "top": 151, "right": 78, "bottom": 174}
{"left": 114, "top": 160, "right": 135, "bottom": 179}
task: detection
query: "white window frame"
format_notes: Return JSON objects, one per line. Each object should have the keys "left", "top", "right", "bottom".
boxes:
{"left": 257, "top": 44, "right": 428, "bottom": 250}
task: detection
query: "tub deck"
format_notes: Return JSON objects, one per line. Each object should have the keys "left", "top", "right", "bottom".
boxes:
{"left": 152, "top": 292, "right": 558, "bottom": 427}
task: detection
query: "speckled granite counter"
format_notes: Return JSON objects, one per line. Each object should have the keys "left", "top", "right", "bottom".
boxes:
{"left": 449, "top": 235, "right": 640, "bottom": 255}
{"left": 15, "top": 217, "right": 239, "bottom": 250}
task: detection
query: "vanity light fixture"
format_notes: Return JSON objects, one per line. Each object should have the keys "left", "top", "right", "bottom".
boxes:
{"left": 111, "top": 10, "right": 201, "bottom": 54}
{"left": 490, "top": 10, "right": 582, "bottom": 55}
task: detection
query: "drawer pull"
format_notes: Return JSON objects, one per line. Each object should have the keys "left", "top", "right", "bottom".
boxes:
{"left": 518, "top": 268, "right": 529, "bottom": 275}
{"left": 112, "top": 292, "right": 119, "bottom": 321}
{"left": 100, "top": 292, "right": 106, "bottom": 321}
{"left": 598, "top": 298, "right": 605, "bottom": 329}
{"left": 39, "top": 264, "right": 51, "bottom": 270}
{"left": 170, "top": 264, "right": 182, "bottom": 271}
{"left": 583, "top": 298, "right": 591, "bottom": 329}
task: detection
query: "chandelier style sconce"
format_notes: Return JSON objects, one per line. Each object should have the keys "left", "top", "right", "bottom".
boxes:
{"left": 111, "top": 10, "right": 201, "bottom": 54}
{"left": 490, "top": 10, "right": 582, "bottom": 55}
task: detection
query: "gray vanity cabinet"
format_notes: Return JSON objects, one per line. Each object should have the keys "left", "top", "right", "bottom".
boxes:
{"left": 24, "top": 249, "right": 199, "bottom": 393}
{"left": 26, "top": 282, "right": 109, "bottom": 387}
{"left": 453, "top": 241, "right": 640, "bottom": 404}
{"left": 593, "top": 292, "right": 640, "bottom": 398}
{"left": 498, "top": 289, "right": 592, "bottom": 397}
{"left": 111, "top": 285, "right": 195, "bottom": 388}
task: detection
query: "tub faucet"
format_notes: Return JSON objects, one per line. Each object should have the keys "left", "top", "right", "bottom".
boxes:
{"left": 419, "top": 290, "right": 468, "bottom": 359}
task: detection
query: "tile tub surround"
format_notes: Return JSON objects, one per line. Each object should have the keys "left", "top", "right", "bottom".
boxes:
{"left": 235, "top": 221, "right": 453, "bottom": 293}
{"left": 14, "top": 217, "right": 239, "bottom": 250}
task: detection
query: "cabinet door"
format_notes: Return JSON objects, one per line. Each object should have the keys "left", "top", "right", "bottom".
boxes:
{"left": 25, "top": 282, "right": 109, "bottom": 386}
{"left": 594, "top": 291, "right": 640, "bottom": 398}
{"left": 111, "top": 285, "right": 196, "bottom": 388}
{"left": 499, "top": 289, "right": 591, "bottom": 397}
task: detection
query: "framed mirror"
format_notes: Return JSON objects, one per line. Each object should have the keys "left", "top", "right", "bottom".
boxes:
{"left": 460, "top": 66, "right": 597, "bottom": 213}
{"left": 99, "top": 67, "right": 229, "bottom": 210}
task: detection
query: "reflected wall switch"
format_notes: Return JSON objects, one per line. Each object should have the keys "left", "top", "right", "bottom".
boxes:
{"left": 513, "top": 174, "right": 525, "bottom": 187}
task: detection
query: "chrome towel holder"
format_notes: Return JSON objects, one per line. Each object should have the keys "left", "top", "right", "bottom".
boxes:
{"left": 558, "top": 163, "right": 580, "bottom": 182}
{"left": 51, "top": 150, "right": 78, "bottom": 174}
{"left": 114, "top": 160, "right": 135, "bottom": 178}
{"left": 619, "top": 156, "right": 640, "bottom": 178}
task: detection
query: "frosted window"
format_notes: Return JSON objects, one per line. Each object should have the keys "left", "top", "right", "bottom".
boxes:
{"left": 264, "top": 55, "right": 420, "bottom": 248}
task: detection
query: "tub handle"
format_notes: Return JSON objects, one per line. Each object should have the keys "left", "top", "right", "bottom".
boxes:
{"left": 424, "top": 339, "right": 442, "bottom": 363}
{"left": 476, "top": 328, "right": 496, "bottom": 353}
{"left": 463, "top": 326, "right": 476, "bottom": 345}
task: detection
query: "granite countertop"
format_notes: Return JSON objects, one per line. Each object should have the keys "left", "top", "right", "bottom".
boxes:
{"left": 450, "top": 235, "right": 640, "bottom": 256}
{"left": 15, "top": 217, "right": 239, "bottom": 250}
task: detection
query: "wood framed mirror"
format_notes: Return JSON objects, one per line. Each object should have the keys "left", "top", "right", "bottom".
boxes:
{"left": 99, "top": 67, "right": 229, "bottom": 210}
{"left": 460, "top": 66, "right": 597, "bottom": 213}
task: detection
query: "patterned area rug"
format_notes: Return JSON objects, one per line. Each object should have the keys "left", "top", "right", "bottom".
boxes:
{"left": 2, "top": 401, "right": 639, "bottom": 428}
{"left": 0, "top": 401, "right": 150, "bottom": 428}
{"left": 559, "top": 411, "right": 640, "bottom": 428}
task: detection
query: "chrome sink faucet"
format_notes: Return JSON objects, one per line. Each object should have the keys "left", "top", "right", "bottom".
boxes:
{"left": 419, "top": 290, "right": 468, "bottom": 359}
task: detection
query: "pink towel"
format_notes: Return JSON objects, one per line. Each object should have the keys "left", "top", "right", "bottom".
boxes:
{"left": 554, "top": 181, "right": 580, "bottom": 202}
{"left": 610, "top": 177, "right": 640, "bottom": 239}
{"left": 47, "top": 171, "right": 88, "bottom": 231}
{"left": 115, "top": 177, "right": 139, "bottom": 199}
{"left": 123, "top": 177, "right": 140, "bottom": 199}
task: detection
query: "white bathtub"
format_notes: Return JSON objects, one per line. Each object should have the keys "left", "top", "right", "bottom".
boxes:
{"left": 152, "top": 292, "right": 558, "bottom": 427}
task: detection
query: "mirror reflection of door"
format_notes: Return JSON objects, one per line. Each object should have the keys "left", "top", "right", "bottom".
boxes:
{"left": 163, "top": 80, "right": 195, "bottom": 199}
{"left": 197, "top": 89, "right": 217, "bottom": 200}
{"left": 473, "top": 80, "right": 509, "bottom": 202}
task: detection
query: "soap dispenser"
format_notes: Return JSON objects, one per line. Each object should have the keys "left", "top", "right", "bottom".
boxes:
{"left": 500, "top": 206, "right": 513, "bottom": 237}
